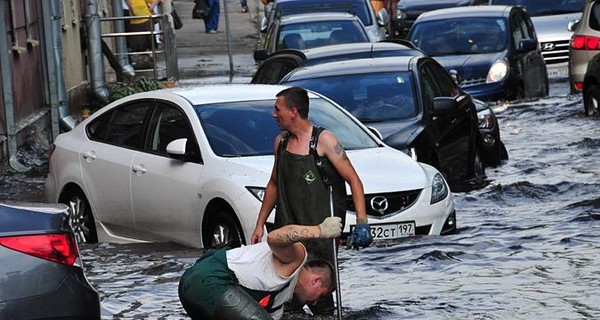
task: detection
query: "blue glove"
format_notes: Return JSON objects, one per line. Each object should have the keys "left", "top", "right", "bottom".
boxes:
{"left": 347, "top": 223, "right": 373, "bottom": 249}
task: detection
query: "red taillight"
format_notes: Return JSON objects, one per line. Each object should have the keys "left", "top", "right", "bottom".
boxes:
{"left": 571, "top": 35, "right": 600, "bottom": 50}
{"left": 575, "top": 82, "right": 583, "bottom": 91}
{"left": 0, "top": 233, "right": 79, "bottom": 266}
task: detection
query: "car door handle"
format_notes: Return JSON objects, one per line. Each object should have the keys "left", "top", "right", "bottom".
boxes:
{"left": 132, "top": 164, "right": 147, "bottom": 175}
{"left": 82, "top": 151, "right": 96, "bottom": 161}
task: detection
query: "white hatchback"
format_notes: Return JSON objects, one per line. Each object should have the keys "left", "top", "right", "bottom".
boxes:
{"left": 45, "top": 84, "right": 456, "bottom": 249}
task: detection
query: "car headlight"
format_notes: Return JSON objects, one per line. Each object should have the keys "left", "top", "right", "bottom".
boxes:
{"left": 430, "top": 173, "right": 449, "bottom": 204}
{"left": 246, "top": 187, "right": 265, "bottom": 202}
{"left": 486, "top": 59, "right": 509, "bottom": 83}
{"left": 477, "top": 109, "right": 494, "bottom": 129}
{"left": 395, "top": 9, "right": 406, "bottom": 20}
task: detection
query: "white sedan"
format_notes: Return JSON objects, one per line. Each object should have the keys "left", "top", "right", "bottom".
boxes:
{"left": 45, "top": 84, "right": 456, "bottom": 249}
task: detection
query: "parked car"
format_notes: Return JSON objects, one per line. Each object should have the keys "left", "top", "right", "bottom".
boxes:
{"left": 280, "top": 56, "right": 486, "bottom": 190}
{"left": 254, "top": 12, "right": 371, "bottom": 63}
{"left": 262, "top": 0, "right": 389, "bottom": 43}
{"left": 45, "top": 84, "right": 457, "bottom": 249}
{"left": 569, "top": 0, "right": 600, "bottom": 94}
{"left": 490, "top": 0, "right": 586, "bottom": 79}
{"left": 391, "top": 0, "right": 488, "bottom": 39}
{"left": 0, "top": 202, "right": 101, "bottom": 319}
{"left": 252, "top": 40, "right": 424, "bottom": 84}
{"left": 407, "top": 5, "right": 549, "bottom": 102}
{"left": 582, "top": 52, "right": 600, "bottom": 116}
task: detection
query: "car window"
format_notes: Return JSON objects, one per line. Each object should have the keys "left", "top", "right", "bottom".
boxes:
{"left": 194, "top": 99, "right": 379, "bottom": 157}
{"left": 86, "top": 101, "right": 152, "bottom": 149}
{"left": 409, "top": 18, "right": 508, "bottom": 55}
{"left": 252, "top": 55, "right": 304, "bottom": 84}
{"left": 146, "top": 103, "right": 201, "bottom": 162}
{"left": 590, "top": 2, "right": 600, "bottom": 31}
{"left": 420, "top": 61, "right": 459, "bottom": 100}
{"left": 510, "top": 10, "right": 535, "bottom": 46}
{"left": 491, "top": 0, "right": 585, "bottom": 16}
{"left": 284, "top": 72, "right": 418, "bottom": 122}
{"left": 277, "top": 20, "right": 368, "bottom": 50}
{"left": 275, "top": 1, "right": 372, "bottom": 26}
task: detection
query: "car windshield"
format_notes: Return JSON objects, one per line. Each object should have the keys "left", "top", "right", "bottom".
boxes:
{"left": 491, "top": 0, "right": 586, "bottom": 16}
{"left": 284, "top": 72, "right": 417, "bottom": 123}
{"left": 194, "top": 98, "right": 380, "bottom": 157}
{"left": 409, "top": 18, "right": 508, "bottom": 55}
{"left": 277, "top": 1, "right": 372, "bottom": 26}
{"left": 277, "top": 20, "right": 368, "bottom": 50}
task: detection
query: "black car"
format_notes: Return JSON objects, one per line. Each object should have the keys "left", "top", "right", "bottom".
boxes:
{"left": 0, "top": 202, "right": 101, "bottom": 319}
{"left": 407, "top": 5, "right": 549, "bottom": 102}
{"left": 391, "top": 0, "right": 488, "bottom": 39}
{"left": 280, "top": 56, "right": 485, "bottom": 189}
{"left": 251, "top": 41, "right": 423, "bottom": 84}
{"left": 582, "top": 52, "right": 600, "bottom": 117}
{"left": 474, "top": 99, "right": 508, "bottom": 167}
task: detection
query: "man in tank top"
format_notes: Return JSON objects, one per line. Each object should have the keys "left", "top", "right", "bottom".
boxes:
{"left": 250, "top": 86, "right": 373, "bottom": 315}
{"left": 178, "top": 217, "right": 342, "bottom": 320}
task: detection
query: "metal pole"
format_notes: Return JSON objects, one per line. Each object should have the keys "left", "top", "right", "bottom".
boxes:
{"left": 222, "top": 0, "right": 234, "bottom": 80}
{"left": 329, "top": 186, "right": 343, "bottom": 320}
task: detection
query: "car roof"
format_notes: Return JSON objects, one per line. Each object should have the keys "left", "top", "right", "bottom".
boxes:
{"left": 146, "top": 84, "right": 323, "bottom": 106}
{"left": 270, "top": 41, "right": 422, "bottom": 61}
{"left": 279, "top": 11, "right": 361, "bottom": 23}
{"left": 417, "top": 5, "right": 514, "bottom": 21}
{"left": 284, "top": 56, "right": 417, "bottom": 80}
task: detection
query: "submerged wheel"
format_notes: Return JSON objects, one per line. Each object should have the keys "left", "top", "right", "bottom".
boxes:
{"left": 584, "top": 84, "right": 600, "bottom": 117}
{"left": 59, "top": 189, "right": 98, "bottom": 244}
{"left": 203, "top": 210, "right": 244, "bottom": 249}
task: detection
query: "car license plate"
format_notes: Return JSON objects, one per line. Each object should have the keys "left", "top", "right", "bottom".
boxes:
{"left": 351, "top": 222, "right": 416, "bottom": 240}
{"left": 547, "top": 66, "right": 568, "bottom": 78}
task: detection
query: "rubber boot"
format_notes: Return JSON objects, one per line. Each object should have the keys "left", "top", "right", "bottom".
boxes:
{"left": 214, "top": 286, "right": 274, "bottom": 320}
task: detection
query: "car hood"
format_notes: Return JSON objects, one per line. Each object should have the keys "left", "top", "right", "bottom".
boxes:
{"left": 398, "top": 0, "right": 475, "bottom": 11}
{"left": 433, "top": 52, "right": 506, "bottom": 79}
{"left": 226, "top": 147, "right": 428, "bottom": 193}
{"left": 531, "top": 13, "right": 580, "bottom": 42}
{"left": 366, "top": 120, "right": 422, "bottom": 150}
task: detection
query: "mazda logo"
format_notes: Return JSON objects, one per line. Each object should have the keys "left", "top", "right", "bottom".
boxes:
{"left": 542, "top": 43, "right": 556, "bottom": 51}
{"left": 370, "top": 196, "right": 389, "bottom": 215}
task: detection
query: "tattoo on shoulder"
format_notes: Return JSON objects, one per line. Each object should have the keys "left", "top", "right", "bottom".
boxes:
{"left": 334, "top": 141, "right": 349, "bottom": 161}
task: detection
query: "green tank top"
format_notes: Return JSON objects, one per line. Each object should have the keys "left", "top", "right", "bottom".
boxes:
{"left": 274, "top": 126, "right": 346, "bottom": 262}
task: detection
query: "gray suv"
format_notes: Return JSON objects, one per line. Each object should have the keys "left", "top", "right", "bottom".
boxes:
{"left": 569, "top": 0, "right": 600, "bottom": 94}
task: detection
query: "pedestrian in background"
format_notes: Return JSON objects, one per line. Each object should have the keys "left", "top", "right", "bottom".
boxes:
{"left": 240, "top": 0, "right": 248, "bottom": 13}
{"left": 250, "top": 86, "right": 373, "bottom": 316}
{"left": 126, "top": 0, "right": 159, "bottom": 52}
{"left": 204, "top": 0, "right": 220, "bottom": 33}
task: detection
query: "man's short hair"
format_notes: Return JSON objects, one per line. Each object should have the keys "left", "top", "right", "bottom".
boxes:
{"left": 276, "top": 86, "right": 309, "bottom": 119}
{"left": 304, "top": 259, "right": 336, "bottom": 292}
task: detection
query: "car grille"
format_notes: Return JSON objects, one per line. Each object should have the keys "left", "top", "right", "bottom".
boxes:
{"left": 540, "top": 39, "right": 570, "bottom": 65}
{"left": 460, "top": 77, "right": 487, "bottom": 87}
{"left": 347, "top": 189, "right": 422, "bottom": 218}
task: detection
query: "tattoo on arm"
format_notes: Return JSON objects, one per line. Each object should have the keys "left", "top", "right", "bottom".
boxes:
{"left": 334, "top": 141, "right": 349, "bottom": 161}
{"left": 275, "top": 226, "right": 318, "bottom": 243}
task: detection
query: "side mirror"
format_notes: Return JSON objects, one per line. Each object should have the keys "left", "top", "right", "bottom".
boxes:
{"left": 166, "top": 138, "right": 187, "bottom": 156}
{"left": 432, "top": 97, "right": 458, "bottom": 117}
{"left": 254, "top": 49, "right": 269, "bottom": 62}
{"left": 568, "top": 19, "right": 579, "bottom": 32}
{"left": 377, "top": 8, "right": 389, "bottom": 26}
{"left": 517, "top": 39, "right": 537, "bottom": 53}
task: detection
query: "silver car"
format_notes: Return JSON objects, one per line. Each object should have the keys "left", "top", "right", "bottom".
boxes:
{"left": 491, "top": 0, "right": 586, "bottom": 79}
{"left": 569, "top": 0, "right": 600, "bottom": 94}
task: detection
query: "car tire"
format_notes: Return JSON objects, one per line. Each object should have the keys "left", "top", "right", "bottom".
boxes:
{"left": 203, "top": 210, "right": 244, "bottom": 249}
{"left": 473, "top": 150, "right": 485, "bottom": 182}
{"left": 59, "top": 189, "right": 98, "bottom": 244}
{"left": 584, "top": 84, "right": 600, "bottom": 117}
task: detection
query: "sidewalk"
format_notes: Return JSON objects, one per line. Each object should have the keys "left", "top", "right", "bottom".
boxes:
{"left": 171, "top": 0, "right": 264, "bottom": 81}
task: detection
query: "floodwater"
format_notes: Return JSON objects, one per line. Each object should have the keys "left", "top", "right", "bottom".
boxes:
{"left": 1, "top": 81, "right": 599, "bottom": 319}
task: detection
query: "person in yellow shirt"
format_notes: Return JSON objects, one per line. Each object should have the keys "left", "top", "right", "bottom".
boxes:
{"left": 126, "top": 0, "right": 159, "bottom": 52}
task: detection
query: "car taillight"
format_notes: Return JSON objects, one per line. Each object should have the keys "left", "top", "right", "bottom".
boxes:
{"left": 571, "top": 35, "right": 600, "bottom": 50}
{"left": 0, "top": 233, "right": 79, "bottom": 266}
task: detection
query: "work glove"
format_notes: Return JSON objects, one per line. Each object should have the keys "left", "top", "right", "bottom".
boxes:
{"left": 347, "top": 223, "right": 373, "bottom": 250}
{"left": 319, "top": 217, "right": 342, "bottom": 238}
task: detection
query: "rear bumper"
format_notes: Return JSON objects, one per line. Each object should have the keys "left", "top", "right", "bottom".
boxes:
{"left": 0, "top": 268, "right": 101, "bottom": 319}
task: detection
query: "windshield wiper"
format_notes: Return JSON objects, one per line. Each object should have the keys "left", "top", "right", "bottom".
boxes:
{"left": 357, "top": 117, "right": 384, "bottom": 123}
